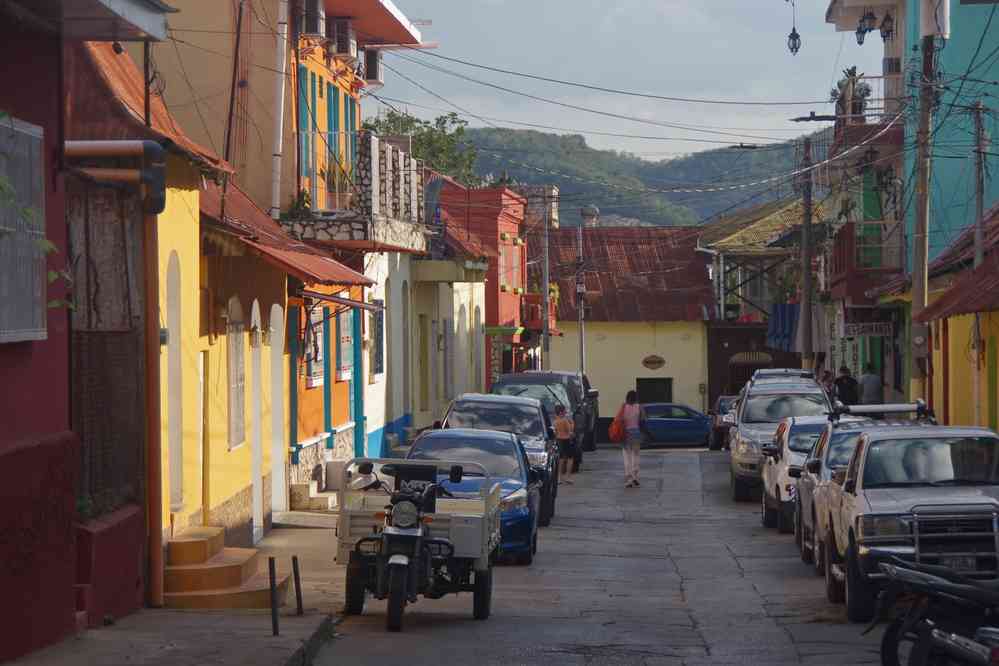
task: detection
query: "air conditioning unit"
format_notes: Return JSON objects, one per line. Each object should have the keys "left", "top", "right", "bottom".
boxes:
{"left": 330, "top": 17, "right": 357, "bottom": 62}
{"left": 299, "top": 0, "right": 326, "bottom": 39}
{"left": 363, "top": 49, "right": 384, "bottom": 88}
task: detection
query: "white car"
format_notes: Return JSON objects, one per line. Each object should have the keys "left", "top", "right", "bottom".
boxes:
{"left": 761, "top": 416, "right": 828, "bottom": 533}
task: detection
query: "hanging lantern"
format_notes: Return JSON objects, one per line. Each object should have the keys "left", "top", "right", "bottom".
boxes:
{"left": 862, "top": 8, "right": 878, "bottom": 32}
{"left": 880, "top": 12, "right": 895, "bottom": 41}
{"left": 855, "top": 23, "right": 867, "bottom": 45}
{"left": 788, "top": 26, "right": 801, "bottom": 55}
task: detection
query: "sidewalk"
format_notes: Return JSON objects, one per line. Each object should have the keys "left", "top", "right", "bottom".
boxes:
{"left": 15, "top": 528, "right": 345, "bottom": 666}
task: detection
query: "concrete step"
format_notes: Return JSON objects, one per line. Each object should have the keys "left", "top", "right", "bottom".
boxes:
{"left": 167, "top": 526, "right": 225, "bottom": 566}
{"left": 163, "top": 571, "right": 291, "bottom": 610}
{"left": 164, "top": 547, "right": 259, "bottom": 593}
{"left": 273, "top": 511, "right": 338, "bottom": 530}
{"left": 290, "top": 482, "right": 339, "bottom": 512}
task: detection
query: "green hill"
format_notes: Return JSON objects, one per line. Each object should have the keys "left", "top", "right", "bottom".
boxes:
{"left": 467, "top": 128, "right": 803, "bottom": 227}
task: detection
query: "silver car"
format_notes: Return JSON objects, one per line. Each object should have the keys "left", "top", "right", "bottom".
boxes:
{"left": 729, "top": 388, "right": 830, "bottom": 501}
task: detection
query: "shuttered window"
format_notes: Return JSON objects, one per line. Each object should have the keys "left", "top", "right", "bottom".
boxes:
{"left": 305, "top": 305, "right": 325, "bottom": 387}
{"left": 298, "top": 65, "right": 310, "bottom": 179}
{"left": 227, "top": 297, "right": 246, "bottom": 449}
{"left": 0, "top": 117, "right": 46, "bottom": 343}
{"left": 369, "top": 300, "right": 384, "bottom": 377}
{"left": 336, "top": 306, "right": 353, "bottom": 381}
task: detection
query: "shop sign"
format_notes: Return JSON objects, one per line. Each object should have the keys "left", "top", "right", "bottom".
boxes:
{"left": 642, "top": 354, "right": 666, "bottom": 370}
{"left": 843, "top": 322, "right": 893, "bottom": 337}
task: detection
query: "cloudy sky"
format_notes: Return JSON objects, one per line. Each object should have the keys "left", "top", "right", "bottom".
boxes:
{"left": 370, "top": 0, "right": 884, "bottom": 160}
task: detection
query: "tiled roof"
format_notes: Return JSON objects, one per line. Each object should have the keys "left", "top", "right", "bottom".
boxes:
{"left": 916, "top": 256, "right": 999, "bottom": 321}
{"left": 201, "top": 181, "right": 371, "bottom": 286}
{"left": 710, "top": 198, "right": 825, "bottom": 256}
{"left": 697, "top": 198, "right": 795, "bottom": 248}
{"left": 65, "top": 41, "right": 230, "bottom": 173}
{"left": 530, "top": 226, "right": 713, "bottom": 322}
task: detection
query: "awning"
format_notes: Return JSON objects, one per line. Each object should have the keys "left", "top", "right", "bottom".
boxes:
{"left": 484, "top": 325, "right": 524, "bottom": 336}
{"left": 301, "top": 290, "right": 384, "bottom": 312}
{"left": 247, "top": 241, "right": 372, "bottom": 287}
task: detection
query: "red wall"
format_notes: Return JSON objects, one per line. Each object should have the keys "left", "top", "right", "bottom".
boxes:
{"left": 0, "top": 26, "right": 79, "bottom": 661}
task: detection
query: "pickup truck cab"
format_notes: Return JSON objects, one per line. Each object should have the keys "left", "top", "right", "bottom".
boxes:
{"left": 822, "top": 424, "right": 999, "bottom": 622}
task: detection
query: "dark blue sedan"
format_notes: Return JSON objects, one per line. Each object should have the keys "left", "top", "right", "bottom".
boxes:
{"left": 407, "top": 428, "right": 543, "bottom": 565}
{"left": 642, "top": 403, "right": 712, "bottom": 447}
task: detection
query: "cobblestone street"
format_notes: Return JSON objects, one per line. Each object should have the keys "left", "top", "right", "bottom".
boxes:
{"left": 319, "top": 447, "right": 882, "bottom": 665}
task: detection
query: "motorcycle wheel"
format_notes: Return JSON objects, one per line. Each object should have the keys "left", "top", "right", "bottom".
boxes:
{"left": 386, "top": 564, "right": 407, "bottom": 632}
{"left": 880, "top": 617, "right": 919, "bottom": 666}
{"left": 473, "top": 567, "right": 493, "bottom": 620}
{"left": 343, "top": 552, "right": 366, "bottom": 615}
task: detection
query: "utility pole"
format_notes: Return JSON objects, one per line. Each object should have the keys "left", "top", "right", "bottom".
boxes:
{"left": 800, "top": 137, "right": 813, "bottom": 371}
{"left": 578, "top": 205, "right": 599, "bottom": 375}
{"left": 541, "top": 190, "right": 551, "bottom": 370}
{"left": 221, "top": 0, "right": 246, "bottom": 222}
{"left": 911, "top": 34, "right": 936, "bottom": 398}
{"left": 973, "top": 100, "right": 988, "bottom": 425}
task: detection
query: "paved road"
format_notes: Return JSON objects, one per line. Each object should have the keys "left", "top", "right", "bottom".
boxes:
{"left": 317, "top": 447, "right": 880, "bottom": 665}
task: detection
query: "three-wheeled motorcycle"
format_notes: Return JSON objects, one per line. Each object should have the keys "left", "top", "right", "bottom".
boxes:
{"left": 333, "top": 458, "right": 502, "bottom": 631}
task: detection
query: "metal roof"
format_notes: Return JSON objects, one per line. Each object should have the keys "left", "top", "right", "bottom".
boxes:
{"left": 916, "top": 255, "right": 999, "bottom": 322}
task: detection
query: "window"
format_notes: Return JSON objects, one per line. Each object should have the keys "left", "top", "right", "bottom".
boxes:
{"left": 509, "top": 244, "right": 520, "bottom": 288}
{"left": 305, "top": 305, "right": 325, "bottom": 388}
{"left": 0, "top": 117, "right": 46, "bottom": 343}
{"left": 845, "top": 440, "right": 865, "bottom": 485}
{"left": 369, "top": 300, "right": 384, "bottom": 377}
{"left": 227, "top": 297, "right": 246, "bottom": 448}
{"left": 319, "top": 76, "right": 324, "bottom": 97}
{"left": 336, "top": 306, "right": 353, "bottom": 381}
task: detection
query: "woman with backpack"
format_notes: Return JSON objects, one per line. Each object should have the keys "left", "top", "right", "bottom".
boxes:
{"left": 613, "top": 391, "right": 648, "bottom": 488}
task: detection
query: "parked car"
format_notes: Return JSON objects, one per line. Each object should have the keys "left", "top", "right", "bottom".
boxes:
{"left": 752, "top": 368, "right": 816, "bottom": 381}
{"left": 521, "top": 370, "right": 599, "bottom": 451}
{"left": 709, "top": 395, "right": 739, "bottom": 451}
{"left": 407, "top": 428, "right": 543, "bottom": 565}
{"left": 729, "top": 386, "right": 830, "bottom": 501}
{"left": 821, "top": 425, "right": 999, "bottom": 622}
{"left": 761, "top": 416, "right": 828, "bottom": 533}
{"left": 642, "top": 403, "right": 711, "bottom": 447}
{"left": 439, "top": 393, "right": 559, "bottom": 526}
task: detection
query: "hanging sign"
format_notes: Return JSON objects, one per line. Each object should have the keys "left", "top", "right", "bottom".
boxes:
{"left": 642, "top": 355, "right": 666, "bottom": 370}
{"left": 844, "top": 322, "right": 893, "bottom": 337}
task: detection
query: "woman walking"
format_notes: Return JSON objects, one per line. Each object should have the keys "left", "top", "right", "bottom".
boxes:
{"left": 618, "top": 391, "right": 647, "bottom": 488}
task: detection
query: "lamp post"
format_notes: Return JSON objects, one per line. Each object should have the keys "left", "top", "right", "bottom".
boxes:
{"left": 787, "top": 27, "right": 801, "bottom": 55}
{"left": 880, "top": 12, "right": 895, "bottom": 41}
{"left": 578, "top": 205, "right": 599, "bottom": 375}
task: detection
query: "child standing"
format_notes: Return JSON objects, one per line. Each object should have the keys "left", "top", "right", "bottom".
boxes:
{"left": 553, "top": 404, "right": 576, "bottom": 485}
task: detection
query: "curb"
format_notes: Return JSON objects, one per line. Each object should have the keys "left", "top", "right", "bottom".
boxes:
{"left": 283, "top": 614, "right": 341, "bottom": 666}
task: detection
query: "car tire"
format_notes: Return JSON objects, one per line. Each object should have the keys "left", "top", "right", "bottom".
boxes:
{"left": 709, "top": 430, "right": 721, "bottom": 451}
{"left": 472, "top": 567, "right": 493, "bottom": 620}
{"left": 798, "top": 507, "right": 814, "bottom": 564}
{"left": 812, "top": 521, "right": 824, "bottom": 576}
{"left": 343, "top": 552, "right": 366, "bottom": 616}
{"left": 776, "top": 491, "right": 793, "bottom": 534}
{"left": 386, "top": 564, "right": 407, "bottom": 632}
{"left": 731, "top": 473, "right": 751, "bottom": 502}
{"left": 761, "top": 489, "right": 778, "bottom": 528}
{"left": 845, "top": 543, "right": 876, "bottom": 623}
{"left": 539, "top": 489, "right": 553, "bottom": 527}
{"left": 824, "top": 531, "right": 845, "bottom": 603}
{"left": 583, "top": 428, "right": 597, "bottom": 452}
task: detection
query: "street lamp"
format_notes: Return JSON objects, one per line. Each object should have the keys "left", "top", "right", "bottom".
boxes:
{"left": 788, "top": 27, "right": 801, "bottom": 55}
{"left": 880, "top": 12, "right": 895, "bottom": 41}
{"left": 855, "top": 23, "right": 867, "bottom": 45}
{"left": 861, "top": 8, "right": 878, "bottom": 33}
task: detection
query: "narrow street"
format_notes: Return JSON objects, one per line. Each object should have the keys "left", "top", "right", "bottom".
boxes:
{"left": 318, "top": 447, "right": 881, "bottom": 665}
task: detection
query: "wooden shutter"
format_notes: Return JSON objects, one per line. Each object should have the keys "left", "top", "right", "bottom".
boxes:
{"left": 0, "top": 117, "right": 46, "bottom": 343}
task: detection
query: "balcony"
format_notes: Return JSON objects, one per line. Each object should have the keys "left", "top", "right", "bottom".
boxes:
{"left": 281, "top": 131, "right": 427, "bottom": 254}
{"left": 830, "top": 74, "right": 904, "bottom": 162}
{"left": 829, "top": 221, "right": 903, "bottom": 304}
{"left": 521, "top": 293, "right": 557, "bottom": 333}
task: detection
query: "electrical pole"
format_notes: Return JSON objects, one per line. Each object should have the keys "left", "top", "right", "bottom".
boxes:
{"left": 541, "top": 191, "right": 551, "bottom": 370}
{"left": 800, "top": 137, "right": 813, "bottom": 371}
{"left": 578, "top": 205, "right": 599, "bottom": 375}
{"left": 911, "top": 34, "right": 936, "bottom": 398}
{"left": 221, "top": 0, "right": 246, "bottom": 222}
{"left": 973, "top": 100, "right": 988, "bottom": 425}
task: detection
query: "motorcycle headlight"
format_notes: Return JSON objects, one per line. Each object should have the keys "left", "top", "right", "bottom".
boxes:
{"left": 391, "top": 500, "right": 419, "bottom": 528}
{"left": 500, "top": 489, "right": 529, "bottom": 512}
{"left": 859, "top": 514, "right": 912, "bottom": 540}
{"left": 527, "top": 450, "right": 548, "bottom": 467}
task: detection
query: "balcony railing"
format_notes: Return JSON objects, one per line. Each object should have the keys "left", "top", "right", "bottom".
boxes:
{"left": 521, "top": 293, "right": 557, "bottom": 332}
{"left": 281, "top": 131, "right": 427, "bottom": 253}
{"left": 830, "top": 221, "right": 904, "bottom": 302}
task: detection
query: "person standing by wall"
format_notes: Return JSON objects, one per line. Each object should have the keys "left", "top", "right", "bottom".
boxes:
{"left": 859, "top": 363, "right": 884, "bottom": 405}
{"left": 834, "top": 366, "right": 860, "bottom": 405}
{"left": 619, "top": 391, "right": 647, "bottom": 488}
{"left": 553, "top": 404, "right": 577, "bottom": 485}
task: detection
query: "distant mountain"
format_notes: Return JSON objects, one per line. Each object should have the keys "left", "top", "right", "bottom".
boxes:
{"left": 467, "top": 128, "right": 804, "bottom": 227}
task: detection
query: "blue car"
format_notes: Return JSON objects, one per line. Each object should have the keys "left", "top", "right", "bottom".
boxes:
{"left": 407, "top": 428, "right": 543, "bottom": 565}
{"left": 642, "top": 403, "right": 712, "bottom": 447}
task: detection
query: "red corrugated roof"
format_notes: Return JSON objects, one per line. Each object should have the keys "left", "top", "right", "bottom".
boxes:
{"left": 530, "top": 226, "right": 713, "bottom": 322}
{"left": 65, "top": 41, "right": 230, "bottom": 173}
{"left": 201, "top": 181, "right": 372, "bottom": 286}
{"left": 916, "top": 255, "right": 999, "bottom": 321}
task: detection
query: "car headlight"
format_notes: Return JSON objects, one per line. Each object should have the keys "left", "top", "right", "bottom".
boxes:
{"left": 736, "top": 439, "right": 760, "bottom": 456}
{"left": 500, "top": 488, "right": 529, "bottom": 512}
{"left": 391, "top": 500, "right": 419, "bottom": 528}
{"left": 859, "top": 514, "right": 912, "bottom": 540}
{"left": 527, "top": 450, "right": 549, "bottom": 467}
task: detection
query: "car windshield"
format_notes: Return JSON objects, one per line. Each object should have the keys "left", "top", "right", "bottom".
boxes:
{"left": 788, "top": 425, "right": 824, "bottom": 452}
{"left": 827, "top": 431, "right": 863, "bottom": 468}
{"left": 863, "top": 437, "right": 999, "bottom": 487}
{"left": 743, "top": 394, "right": 828, "bottom": 424}
{"left": 409, "top": 435, "right": 522, "bottom": 479}
{"left": 446, "top": 401, "right": 545, "bottom": 438}
{"left": 493, "top": 383, "right": 570, "bottom": 415}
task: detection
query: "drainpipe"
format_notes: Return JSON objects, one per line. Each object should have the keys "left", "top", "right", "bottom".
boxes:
{"left": 270, "top": 0, "right": 290, "bottom": 218}
{"left": 65, "top": 139, "right": 167, "bottom": 608}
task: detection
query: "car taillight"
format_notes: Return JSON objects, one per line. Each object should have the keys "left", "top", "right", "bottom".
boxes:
{"left": 991, "top": 647, "right": 999, "bottom": 665}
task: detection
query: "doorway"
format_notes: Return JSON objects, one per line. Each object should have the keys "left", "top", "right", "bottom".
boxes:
{"left": 636, "top": 377, "right": 673, "bottom": 403}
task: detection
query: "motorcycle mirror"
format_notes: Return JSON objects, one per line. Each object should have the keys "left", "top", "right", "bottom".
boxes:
{"left": 788, "top": 466, "right": 802, "bottom": 479}
{"left": 805, "top": 458, "right": 822, "bottom": 474}
{"left": 449, "top": 465, "right": 463, "bottom": 484}
{"left": 357, "top": 462, "right": 374, "bottom": 475}
{"left": 349, "top": 474, "right": 380, "bottom": 491}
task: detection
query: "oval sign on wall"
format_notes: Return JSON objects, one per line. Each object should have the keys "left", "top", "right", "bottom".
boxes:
{"left": 642, "top": 355, "right": 666, "bottom": 370}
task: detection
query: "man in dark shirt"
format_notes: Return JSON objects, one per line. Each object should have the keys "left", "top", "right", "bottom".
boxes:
{"left": 834, "top": 365, "right": 859, "bottom": 405}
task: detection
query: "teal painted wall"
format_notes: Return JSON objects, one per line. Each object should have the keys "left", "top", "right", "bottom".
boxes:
{"left": 904, "top": 1, "right": 999, "bottom": 258}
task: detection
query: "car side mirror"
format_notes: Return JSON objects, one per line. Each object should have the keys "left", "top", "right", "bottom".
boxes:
{"left": 788, "top": 466, "right": 802, "bottom": 479}
{"left": 844, "top": 479, "right": 856, "bottom": 494}
{"left": 831, "top": 468, "right": 847, "bottom": 486}
{"left": 529, "top": 467, "right": 542, "bottom": 483}
{"left": 587, "top": 389, "right": 599, "bottom": 400}
{"left": 449, "top": 465, "right": 463, "bottom": 484}
{"left": 432, "top": 420, "right": 443, "bottom": 430}
{"left": 805, "top": 458, "right": 822, "bottom": 474}
{"left": 761, "top": 444, "right": 779, "bottom": 458}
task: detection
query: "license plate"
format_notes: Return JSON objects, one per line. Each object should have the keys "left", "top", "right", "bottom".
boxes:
{"left": 941, "top": 556, "right": 977, "bottom": 571}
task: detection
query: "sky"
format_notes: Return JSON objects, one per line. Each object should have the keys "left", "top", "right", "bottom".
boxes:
{"left": 367, "top": 0, "right": 885, "bottom": 161}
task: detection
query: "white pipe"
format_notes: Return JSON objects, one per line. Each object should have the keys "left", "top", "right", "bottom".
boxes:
{"left": 269, "top": 0, "right": 290, "bottom": 219}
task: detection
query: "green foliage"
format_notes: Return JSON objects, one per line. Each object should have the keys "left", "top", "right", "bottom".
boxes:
{"left": 364, "top": 110, "right": 480, "bottom": 186}
{"left": 282, "top": 190, "right": 314, "bottom": 220}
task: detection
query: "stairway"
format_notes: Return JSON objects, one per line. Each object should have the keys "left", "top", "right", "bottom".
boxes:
{"left": 164, "top": 526, "right": 290, "bottom": 610}
{"left": 289, "top": 479, "right": 339, "bottom": 512}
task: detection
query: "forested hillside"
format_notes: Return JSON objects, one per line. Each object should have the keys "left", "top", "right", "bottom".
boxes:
{"left": 467, "top": 128, "right": 805, "bottom": 227}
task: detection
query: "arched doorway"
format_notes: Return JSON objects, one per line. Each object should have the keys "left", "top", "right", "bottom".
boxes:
{"left": 166, "top": 252, "right": 183, "bottom": 514}
{"left": 250, "top": 300, "right": 263, "bottom": 543}
{"left": 269, "top": 304, "right": 287, "bottom": 513}
{"left": 728, "top": 351, "right": 774, "bottom": 393}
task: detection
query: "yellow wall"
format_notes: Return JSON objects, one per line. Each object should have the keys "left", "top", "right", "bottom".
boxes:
{"left": 551, "top": 320, "right": 709, "bottom": 413}
{"left": 930, "top": 312, "right": 999, "bottom": 428}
